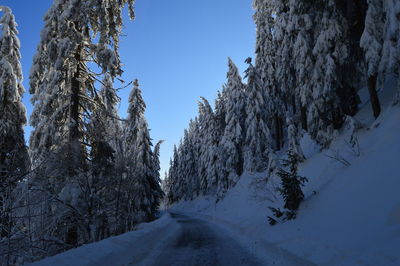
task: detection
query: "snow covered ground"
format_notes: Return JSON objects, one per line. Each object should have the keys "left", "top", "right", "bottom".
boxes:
{"left": 31, "top": 86, "right": 399, "bottom": 266}
{"left": 30, "top": 211, "right": 310, "bottom": 266}
{"left": 171, "top": 86, "right": 400, "bottom": 265}
{"left": 29, "top": 213, "right": 176, "bottom": 266}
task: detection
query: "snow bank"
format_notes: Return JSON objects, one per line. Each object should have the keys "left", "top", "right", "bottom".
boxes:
{"left": 30, "top": 213, "right": 175, "bottom": 266}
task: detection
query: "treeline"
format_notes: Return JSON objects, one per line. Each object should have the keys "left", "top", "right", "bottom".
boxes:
{"left": 0, "top": 1, "right": 163, "bottom": 264}
{"left": 165, "top": 0, "right": 400, "bottom": 203}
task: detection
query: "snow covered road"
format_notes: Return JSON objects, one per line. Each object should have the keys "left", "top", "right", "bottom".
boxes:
{"left": 33, "top": 212, "right": 313, "bottom": 266}
{"left": 141, "top": 212, "right": 263, "bottom": 266}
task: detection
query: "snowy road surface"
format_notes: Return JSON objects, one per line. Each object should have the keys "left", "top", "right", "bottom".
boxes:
{"left": 141, "top": 212, "right": 263, "bottom": 266}
{"left": 33, "top": 212, "right": 312, "bottom": 266}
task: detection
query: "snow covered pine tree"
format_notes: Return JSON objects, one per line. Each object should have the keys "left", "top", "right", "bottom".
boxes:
{"left": 0, "top": 6, "right": 29, "bottom": 264}
{"left": 268, "top": 150, "right": 308, "bottom": 225}
{"left": 124, "top": 80, "right": 163, "bottom": 228}
{"left": 219, "top": 58, "right": 246, "bottom": 196}
{"left": 361, "top": 0, "right": 384, "bottom": 118}
{"left": 19, "top": 0, "right": 137, "bottom": 262}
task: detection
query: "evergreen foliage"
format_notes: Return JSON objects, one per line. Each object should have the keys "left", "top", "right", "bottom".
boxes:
{"left": 268, "top": 150, "right": 308, "bottom": 225}
{"left": 165, "top": 0, "right": 400, "bottom": 205}
{"left": 1, "top": 0, "right": 400, "bottom": 263}
{"left": 0, "top": 2, "right": 162, "bottom": 264}
{"left": 0, "top": 7, "right": 29, "bottom": 256}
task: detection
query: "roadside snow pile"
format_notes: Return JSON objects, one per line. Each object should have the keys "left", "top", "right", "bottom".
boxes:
{"left": 30, "top": 213, "right": 174, "bottom": 266}
{"left": 172, "top": 95, "right": 400, "bottom": 265}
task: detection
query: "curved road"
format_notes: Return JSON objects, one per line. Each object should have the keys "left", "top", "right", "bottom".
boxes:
{"left": 141, "top": 213, "right": 263, "bottom": 266}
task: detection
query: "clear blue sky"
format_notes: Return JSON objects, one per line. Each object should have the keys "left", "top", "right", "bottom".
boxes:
{"left": 2, "top": 0, "right": 255, "bottom": 176}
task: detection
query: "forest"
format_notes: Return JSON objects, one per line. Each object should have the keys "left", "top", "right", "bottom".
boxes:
{"left": 165, "top": 0, "right": 399, "bottom": 204}
{"left": 0, "top": 1, "right": 163, "bottom": 264}
{"left": 0, "top": 0, "right": 399, "bottom": 265}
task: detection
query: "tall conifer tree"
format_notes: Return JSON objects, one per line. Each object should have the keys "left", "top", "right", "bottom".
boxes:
{"left": 0, "top": 6, "right": 29, "bottom": 242}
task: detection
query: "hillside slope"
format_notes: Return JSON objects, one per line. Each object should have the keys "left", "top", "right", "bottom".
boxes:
{"left": 171, "top": 86, "right": 400, "bottom": 265}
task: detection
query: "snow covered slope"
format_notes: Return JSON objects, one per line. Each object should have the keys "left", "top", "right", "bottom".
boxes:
{"left": 171, "top": 88, "right": 400, "bottom": 265}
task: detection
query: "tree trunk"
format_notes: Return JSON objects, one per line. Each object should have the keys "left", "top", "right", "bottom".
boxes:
{"left": 291, "top": 95, "right": 296, "bottom": 115}
{"left": 68, "top": 44, "right": 84, "bottom": 175}
{"left": 367, "top": 73, "right": 381, "bottom": 119}
{"left": 274, "top": 113, "right": 281, "bottom": 151}
{"left": 70, "top": 46, "right": 82, "bottom": 142}
{"left": 301, "top": 106, "right": 308, "bottom": 131}
{"left": 279, "top": 116, "right": 284, "bottom": 149}
{"left": 274, "top": 114, "right": 284, "bottom": 151}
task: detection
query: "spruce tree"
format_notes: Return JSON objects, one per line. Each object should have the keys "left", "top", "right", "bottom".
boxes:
{"left": 253, "top": 0, "right": 285, "bottom": 150}
{"left": 213, "top": 90, "right": 227, "bottom": 196}
{"left": 309, "top": 0, "right": 350, "bottom": 145}
{"left": 219, "top": 58, "right": 246, "bottom": 195}
{"left": 360, "top": 0, "right": 384, "bottom": 118}
{"left": 380, "top": 0, "right": 400, "bottom": 106}
{"left": 243, "top": 59, "right": 271, "bottom": 172}
{"left": 197, "top": 97, "right": 215, "bottom": 194}
{"left": 187, "top": 118, "right": 201, "bottom": 198}
{"left": 0, "top": 6, "right": 29, "bottom": 249}
{"left": 287, "top": 117, "right": 305, "bottom": 161}
{"left": 125, "top": 80, "right": 163, "bottom": 226}
{"left": 152, "top": 140, "right": 165, "bottom": 202}
{"left": 22, "top": 0, "right": 135, "bottom": 260}
{"left": 291, "top": 0, "right": 315, "bottom": 131}
{"left": 29, "top": 0, "right": 134, "bottom": 170}
{"left": 0, "top": 5, "right": 29, "bottom": 188}
{"left": 132, "top": 118, "right": 162, "bottom": 223}
{"left": 125, "top": 79, "right": 145, "bottom": 164}
{"left": 268, "top": 150, "right": 308, "bottom": 224}
{"left": 86, "top": 74, "right": 123, "bottom": 240}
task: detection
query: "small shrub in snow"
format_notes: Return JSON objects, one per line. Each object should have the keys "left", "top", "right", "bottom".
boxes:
{"left": 268, "top": 150, "right": 308, "bottom": 225}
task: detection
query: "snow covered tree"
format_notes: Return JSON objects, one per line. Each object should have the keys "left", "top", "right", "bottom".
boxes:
{"left": 202, "top": 97, "right": 222, "bottom": 195}
{"left": 271, "top": 0, "right": 293, "bottom": 150}
{"left": 197, "top": 97, "right": 216, "bottom": 194}
{"left": 253, "top": 0, "right": 286, "bottom": 150}
{"left": 334, "top": 0, "right": 366, "bottom": 118}
{"left": 85, "top": 74, "right": 124, "bottom": 240}
{"left": 360, "top": 0, "right": 384, "bottom": 118}
{"left": 380, "top": 0, "right": 400, "bottom": 104}
{"left": 0, "top": 5, "right": 29, "bottom": 197}
{"left": 286, "top": 116, "right": 305, "bottom": 161}
{"left": 125, "top": 80, "right": 163, "bottom": 227}
{"left": 131, "top": 118, "right": 162, "bottom": 223}
{"left": 20, "top": 0, "right": 136, "bottom": 260}
{"left": 30, "top": 0, "right": 132, "bottom": 169}
{"left": 124, "top": 79, "right": 146, "bottom": 228}
{"left": 253, "top": 0, "right": 275, "bottom": 86}
{"left": 308, "top": 0, "right": 350, "bottom": 145}
{"left": 167, "top": 145, "right": 180, "bottom": 204}
{"left": 269, "top": 150, "right": 308, "bottom": 224}
{"left": 219, "top": 58, "right": 246, "bottom": 196}
{"left": 0, "top": 8, "right": 29, "bottom": 263}
{"left": 89, "top": 75, "right": 120, "bottom": 180}
{"left": 277, "top": 150, "right": 308, "bottom": 214}
{"left": 212, "top": 90, "right": 227, "bottom": 195}
{"left": 185, "top": 120, "right": 201, "bottom": 198}
{"left": 125, "top": 79, "right": 145, "bottom": 163}
{"left": 243, "top": 59, "right": 272, "bottom": 172}
{"left": 290, "top": 0, "right": 316, "bottom": 131}
{"left": 152, "top": 140, "right": 164, "bottom": 194}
